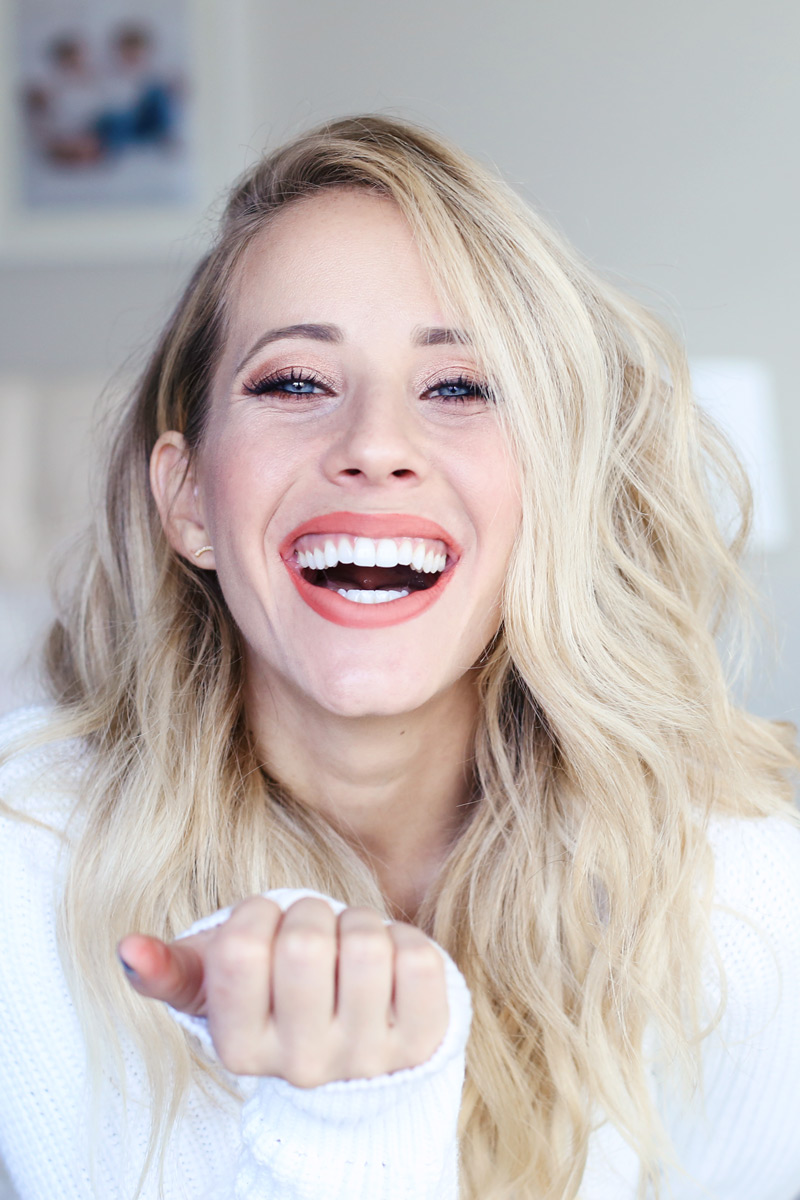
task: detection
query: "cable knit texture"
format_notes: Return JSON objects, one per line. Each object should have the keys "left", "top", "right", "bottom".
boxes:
{"left": 0, "top": 706, "right": 799, "bottom": 1199}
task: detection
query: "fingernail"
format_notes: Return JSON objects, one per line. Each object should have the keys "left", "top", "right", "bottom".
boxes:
{"left": 117, "top": 951, "right": 139, "bottom": 980}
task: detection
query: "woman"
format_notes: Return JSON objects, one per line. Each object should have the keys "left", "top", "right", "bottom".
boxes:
{"left": 1, "top": 115, "right": 798, "bottom": 1200}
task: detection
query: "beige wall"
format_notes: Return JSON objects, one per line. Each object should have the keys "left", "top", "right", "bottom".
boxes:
{"left": 0, "top": 0, "right": 797, "bottom": 721}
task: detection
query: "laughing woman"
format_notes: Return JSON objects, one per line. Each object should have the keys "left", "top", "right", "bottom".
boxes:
{"left": 1, "top": 116, "right": 799, "bottom": 1200}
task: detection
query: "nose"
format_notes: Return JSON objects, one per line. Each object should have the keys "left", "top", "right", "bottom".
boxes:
{"left": 320, "top": 387, "right": 428, "bottom": 489}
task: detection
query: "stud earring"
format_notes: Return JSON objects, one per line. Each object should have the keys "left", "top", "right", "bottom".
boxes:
{"left": 193, "top": 545, "right": 214, "bottom": 558}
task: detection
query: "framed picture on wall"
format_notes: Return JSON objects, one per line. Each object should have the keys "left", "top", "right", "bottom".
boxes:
{"left": 0, "top": 0, "right": 251, "bottom": 261}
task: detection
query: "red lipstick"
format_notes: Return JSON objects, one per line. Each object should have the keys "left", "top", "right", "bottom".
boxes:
{"left": 279, "top": 511, "right": 460, "bottom": 629}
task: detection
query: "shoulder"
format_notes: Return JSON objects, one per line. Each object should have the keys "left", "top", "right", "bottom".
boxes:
{"left": 0, "top": 704, "right": 87, "bottom": 830}
{"left": 652, "top": 824, "right": 800, "bottom": 1196}
{"left": 706, "top": 812, "right": 800, "bottom": 939}
{"left": 704, "top": 812, "right": 800, "bottom": 1033}
{"left": 0, "top": 705, "right": 86, "bottom": 801}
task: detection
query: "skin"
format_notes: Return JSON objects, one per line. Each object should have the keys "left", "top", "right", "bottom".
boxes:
{"left": 120, "top": 190, "right": 522, "bottom": 1084}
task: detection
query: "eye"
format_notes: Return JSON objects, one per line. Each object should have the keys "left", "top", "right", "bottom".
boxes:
{"left": 243, "top": 368, "right": 331, "bottom": 398}
{"left": 424, "top": 375, "right": 492, "bottom": 404}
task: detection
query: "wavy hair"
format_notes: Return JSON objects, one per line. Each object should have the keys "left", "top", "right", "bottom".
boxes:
{"left": 5, "top": 115, "right": 799, "bottom": 1198}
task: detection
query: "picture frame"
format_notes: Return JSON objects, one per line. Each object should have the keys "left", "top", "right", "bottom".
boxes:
{"left": 0, "top": 0, "right": 252, "bottom": 262}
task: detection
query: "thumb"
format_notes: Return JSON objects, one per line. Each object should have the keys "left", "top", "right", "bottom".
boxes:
{"left": 117, "top": 933, "right": 206, "bottom": 1015}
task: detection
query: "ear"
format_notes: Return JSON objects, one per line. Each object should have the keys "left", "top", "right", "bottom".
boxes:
{"left": 149, "top": 432, "right": 215, "bottom": 569}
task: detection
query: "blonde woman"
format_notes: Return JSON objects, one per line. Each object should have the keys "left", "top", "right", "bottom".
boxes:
{"left": 1, "top": 116, "right": 799, "bottom": 1200}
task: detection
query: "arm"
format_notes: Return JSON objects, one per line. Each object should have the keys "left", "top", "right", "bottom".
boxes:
{"left": 0, "top": 800, "right": 246, "bottom": 1200}
{"left": 657, "top": 816, "right": 800, "bottom": 1200}
{"left": 120, "top": 890, "right": 472, "bottom": 1200}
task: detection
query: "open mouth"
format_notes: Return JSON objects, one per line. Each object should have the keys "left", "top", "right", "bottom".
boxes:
{"left": 280, "top": 513, "right": 460, "bottom": 627}
{"left": 293, "top": 534, "right": 448, "bottom": 604}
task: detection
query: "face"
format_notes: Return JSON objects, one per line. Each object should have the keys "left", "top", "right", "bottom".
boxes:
{"left": 157, "top": 190, "right": 521, "bottom": 721}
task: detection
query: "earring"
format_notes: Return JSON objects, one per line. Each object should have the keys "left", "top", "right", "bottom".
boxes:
{"left": 193, "top": 545, "right": 214, "bottom": 558}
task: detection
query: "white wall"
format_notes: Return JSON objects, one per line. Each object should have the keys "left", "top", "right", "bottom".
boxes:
{"left": 0, "top": 0, "right": 797, "bottom": 721}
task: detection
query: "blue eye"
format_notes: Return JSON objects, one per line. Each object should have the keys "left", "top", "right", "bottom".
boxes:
{"left": 244, "top": 369, "right": 328, "bottom": 397}
{"left": 426, "top": 376, "right": 491, "bottom": 403}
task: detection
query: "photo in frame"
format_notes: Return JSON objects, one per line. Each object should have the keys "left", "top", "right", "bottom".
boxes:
{"left": 0, "top": 0, "right": 250, "bottom": 261}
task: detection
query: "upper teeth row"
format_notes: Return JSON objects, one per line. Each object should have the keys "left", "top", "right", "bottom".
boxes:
{"left": 294, "top": 535, "right": 448, "bottom": 573}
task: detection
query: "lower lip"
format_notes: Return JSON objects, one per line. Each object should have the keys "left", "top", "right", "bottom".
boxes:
{"left": 284, "top": 562, "right": 455, "bottom": 628}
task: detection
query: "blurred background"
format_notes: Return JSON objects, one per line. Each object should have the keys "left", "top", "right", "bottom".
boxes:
{"left": 0, "top": 0, "right": 797, "bottom": 730}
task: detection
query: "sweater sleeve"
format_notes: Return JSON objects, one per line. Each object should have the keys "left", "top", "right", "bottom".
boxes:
{"left": 655, "top": 815, "right": 800, "bottom": 1200}
{"left": 581, "top": 814, "right": 800, "bottom": 1200}
{"left": 168, "top": 888, "right": 473, "bottom": 1200}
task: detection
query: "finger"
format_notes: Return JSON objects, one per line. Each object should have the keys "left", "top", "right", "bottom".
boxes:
{"left": 117, "top": 933, "right": 206, "bottom": 1014}
{"left": 203, "top": 896, "right": 282, "bottom": 1071}
{"left": 335, "top": 907, "right": 394, "bottom": 1035}
{"left": 389, "top": 923, "right": 449, "bottom": 1066}
{"left": 271, "top": 897, "right": 337, "bottom": 1035}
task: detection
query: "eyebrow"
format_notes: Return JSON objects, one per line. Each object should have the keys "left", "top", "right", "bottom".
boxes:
{"left": 236, "top": 324, "right": 342, "bottom": 374}
{"left": 235, "top": 322, "right": 471, "bottom": 376}
{"left": 412, "top": 325, "right": 472, "bottom": 347}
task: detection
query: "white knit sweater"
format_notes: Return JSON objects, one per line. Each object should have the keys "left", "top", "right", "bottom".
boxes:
{"left": 0, "top": 705, "right": 799, "bottom": 1200}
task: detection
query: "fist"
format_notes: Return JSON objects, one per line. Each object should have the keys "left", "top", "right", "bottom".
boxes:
{"left": 118, "top": 895, "right": 449, "bottom": 1087}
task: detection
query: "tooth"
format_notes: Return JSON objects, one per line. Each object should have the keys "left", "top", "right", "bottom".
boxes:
{"left": 436, "top": 553, "right": 447, "bottom": 572}
{"left": 398, "top": 538, "right": 413, "bottom": 565}
{"left": 313, "top": 546, "right": 326, "bottom": 570}
{"left": 324, "top": 539, "right": 339, "bottom": 567}
{"left": 422, "top": 549, "right": 436, "bottom": 573}
{"left": 411, "top": 542, "right": 426, "bottom": 571}
{"left": 337, "top": 537, "right": 354, "bottom": 564}
{"left": 376, "top": 538, "right": 399, "bottom": 567}
{"left": 353, "top": 538, "right": 377, "bottom": 567}
{"left": 338, "top": 586, "right": 410, "bottom": 604}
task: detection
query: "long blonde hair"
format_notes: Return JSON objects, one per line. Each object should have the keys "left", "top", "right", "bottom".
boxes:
{"left": 5, "top": 115, "right": 799, "bottom": 1198}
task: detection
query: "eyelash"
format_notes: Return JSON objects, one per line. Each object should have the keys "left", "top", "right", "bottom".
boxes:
{"left": 243, "top": 367, "right": 329, "bottom": 398}
{"left": 242, "top": 368, "right": 492, "bottom": 404}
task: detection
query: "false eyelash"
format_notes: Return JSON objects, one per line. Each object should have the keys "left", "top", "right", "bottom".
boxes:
{"left": 427, "top": 375, "right": 494, "bottom": 402}
{"left": 242, "top": 368, "right": 494, "bottom": 402}
{"left": 243, "top": 367, "right": 328, "bottom": 396}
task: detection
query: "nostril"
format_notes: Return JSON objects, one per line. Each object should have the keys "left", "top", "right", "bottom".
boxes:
{"left": 392, "top": 468, "right": 413, "bottom": 478}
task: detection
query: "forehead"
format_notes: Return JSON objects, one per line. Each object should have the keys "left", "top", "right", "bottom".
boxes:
{"left": 244, "top": 188, "right": 412, "bottom": 262}
{"left": 227, "top": 190, "right": 443, "bottom": 324}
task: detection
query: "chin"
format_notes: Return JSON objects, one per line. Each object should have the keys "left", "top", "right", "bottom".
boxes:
{"left": 310, "top": 674, "right": 437, "bottom": 720}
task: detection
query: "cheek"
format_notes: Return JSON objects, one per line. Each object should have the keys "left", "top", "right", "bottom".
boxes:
{"left": 199, "top": 432, "right": 275, "bottom": 539}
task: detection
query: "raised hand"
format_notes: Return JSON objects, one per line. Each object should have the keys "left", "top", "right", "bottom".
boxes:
{"left": 117, "top": 895, "right": 450, "bottom": 1086}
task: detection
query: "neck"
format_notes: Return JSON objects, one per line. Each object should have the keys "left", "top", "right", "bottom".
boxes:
{"left": 245, "top": 674, "right": 479, "bottom": 921}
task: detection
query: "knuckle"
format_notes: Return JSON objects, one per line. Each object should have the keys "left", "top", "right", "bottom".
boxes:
{"left": 211, "top": 928, "right": 270, "bottom": 976}
{"left": 230, "top": 895, "right": 280, "bottom": 923}
{"left": 339, "top": 927, "right": 391, "bottom": 967}
{"left": 286, "top": 897, "right": 335, "bottom": 922}
{"left": 338, "top": 905, "right": 386, "bottom": 929}
{"left": 278, "top": 927, "right": 334, "bottom": 967}
{"left": 396, "top": 941, "right": 443, "bottom": 980}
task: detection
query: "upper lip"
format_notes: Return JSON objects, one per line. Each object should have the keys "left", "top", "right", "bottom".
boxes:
{"left": 279, "top": 511, "right": 462, "bottom": 560}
